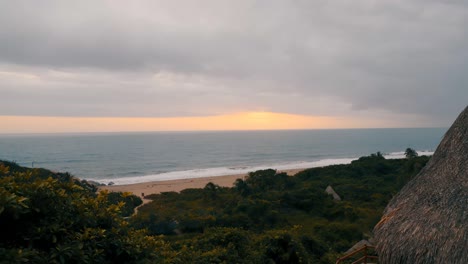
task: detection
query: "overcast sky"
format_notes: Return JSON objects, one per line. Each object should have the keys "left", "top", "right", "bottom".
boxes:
{"left": 0, "top": 0, "right": 467, "bottom": 128}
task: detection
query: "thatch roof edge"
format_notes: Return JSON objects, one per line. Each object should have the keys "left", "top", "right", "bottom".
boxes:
{"left": 374, "top": 105, "right": 468, "bottom": 264}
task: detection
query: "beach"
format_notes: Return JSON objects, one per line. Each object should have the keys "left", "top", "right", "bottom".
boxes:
{"left": 100, "top": 168, "right": 305, "bottom": 202}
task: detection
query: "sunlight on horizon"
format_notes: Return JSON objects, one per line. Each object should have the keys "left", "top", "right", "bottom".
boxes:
{"left": 0, "top": 111, "right": 414, "bottom": 134}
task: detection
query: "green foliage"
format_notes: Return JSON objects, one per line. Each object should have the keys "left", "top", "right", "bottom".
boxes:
{"left": 134, "top": 154, "right": 430, "bottom": 263}
{"left": 172, "top": 227, "right": 254, "bottom": 263}
{"left": 0, "top": 162, "right": 163, "bottom": 263}
{"left": 106, "top": 192, "right": 143, "bottom": 217}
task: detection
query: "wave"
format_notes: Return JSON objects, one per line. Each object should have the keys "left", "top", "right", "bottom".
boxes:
{"left": 89, "top": 150, "right": 434, "bottom": 185}
{"left": 384, "top": 150, "right": 434, "bottom": 159}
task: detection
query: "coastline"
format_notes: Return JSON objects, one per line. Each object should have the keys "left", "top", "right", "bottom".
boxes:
{"left": 99, "top": 168, "right": 306, "bottom": 202}
{"left": 95, "top": 151, "right": 435, "bottom": 203}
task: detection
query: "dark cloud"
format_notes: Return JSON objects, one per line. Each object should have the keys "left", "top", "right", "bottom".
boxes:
{"left": 0, "top": 0, "right": 467, "bottom": 125}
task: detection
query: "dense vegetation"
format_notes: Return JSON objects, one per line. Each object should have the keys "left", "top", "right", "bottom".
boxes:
{"left": 0, "top": 161, "right": 158, "bottom": 264}
{"left": 0, "top": 152, "right": 429, "bottom": 263}
{"left": 133, "top": 153, "right": 429, "bottom": 263}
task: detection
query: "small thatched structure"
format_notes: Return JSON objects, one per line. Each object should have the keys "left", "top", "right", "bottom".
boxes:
{"left": 344, "top": 239, "right": 374, "bottom": 254}
{"left": 374, "top": 106, "right": 468, "bottom": 263}
{"left": 325, "top": 185, "right": 342, "bottom": 201}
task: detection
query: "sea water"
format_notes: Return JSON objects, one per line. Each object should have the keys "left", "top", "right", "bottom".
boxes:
{"left": 0, "top": 128, "right": 445, "bottom": 185}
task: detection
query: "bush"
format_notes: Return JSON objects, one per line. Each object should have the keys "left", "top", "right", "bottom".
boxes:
{"left": 0, "top": 162, "right": 164, "bottom": 263}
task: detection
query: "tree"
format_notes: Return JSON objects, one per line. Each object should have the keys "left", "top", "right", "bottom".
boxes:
{"left": 0, "top": 162, "right": 166, "bottom": 263}
{"left": 234, "top": 178, "right": 251, "bottom": 196}
{"left": 404, "top": 148, "right": 418, "bottom": 159}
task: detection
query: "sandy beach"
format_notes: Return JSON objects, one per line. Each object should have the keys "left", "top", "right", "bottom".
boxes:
{"left": 100, "top": 168, "right": 306, "bottom": 202}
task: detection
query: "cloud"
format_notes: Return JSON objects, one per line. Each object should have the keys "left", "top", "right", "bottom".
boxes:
{"left": 0, "top": 0, "right": 467, "bottom": 126}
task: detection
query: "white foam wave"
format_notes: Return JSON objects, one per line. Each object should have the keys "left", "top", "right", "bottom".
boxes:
{"left": 90, "top": 150, "right": 434, "bottom": 185}
{"left": 384, "top": 150, "right": 434, "bottom": 159}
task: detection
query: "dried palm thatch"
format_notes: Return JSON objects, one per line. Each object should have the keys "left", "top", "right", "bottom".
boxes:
{"left": 374, "top": 106, "right": 468, "bottom": 264}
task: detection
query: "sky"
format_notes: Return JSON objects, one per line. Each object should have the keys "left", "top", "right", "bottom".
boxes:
{"left": 0, "top": 0, "right": 467, "bottom": 133}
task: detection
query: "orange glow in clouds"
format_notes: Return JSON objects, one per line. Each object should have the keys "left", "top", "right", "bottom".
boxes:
{"left": 0, "top": 112, "right": 397, "bottom": 134}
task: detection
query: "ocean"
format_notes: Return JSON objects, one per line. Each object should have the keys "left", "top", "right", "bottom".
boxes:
{"left": 0, "top": 128, "right": 446, "bottom": 185}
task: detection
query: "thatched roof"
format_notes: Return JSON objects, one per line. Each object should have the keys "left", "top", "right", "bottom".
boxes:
{"left": 374, "top": 106, "right": 468, "bottom": 264}
{"left": 325, "top": 185, "right": 342, "bottom": 201}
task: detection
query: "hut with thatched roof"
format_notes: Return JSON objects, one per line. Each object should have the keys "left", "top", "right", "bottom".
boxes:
{"left": 325, "top": 185, "right": 342, "bottom": 201}
{"left": 374, "top": 106, "right": 468, "bottom": 264}
{"left": 344, "top": 239, "right": 374, "bottom": 255}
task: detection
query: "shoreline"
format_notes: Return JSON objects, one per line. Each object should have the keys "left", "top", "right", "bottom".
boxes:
{"left": 99, "top": 168, "right": 306, "bottom": 202}
{"left": 92, "top": 151, "right": 434, "bottom": 187}
{"left": 96, "top": 150, "right": 435, "bottom": 202}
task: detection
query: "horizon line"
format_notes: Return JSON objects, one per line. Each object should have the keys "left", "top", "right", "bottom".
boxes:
{"left": 0, "top": 126, "right": 448, "bottom": 136}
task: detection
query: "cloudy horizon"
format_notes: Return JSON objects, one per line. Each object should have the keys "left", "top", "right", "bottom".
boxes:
{"left": 1, "top": 0, "right": 467, "bottom": 132}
